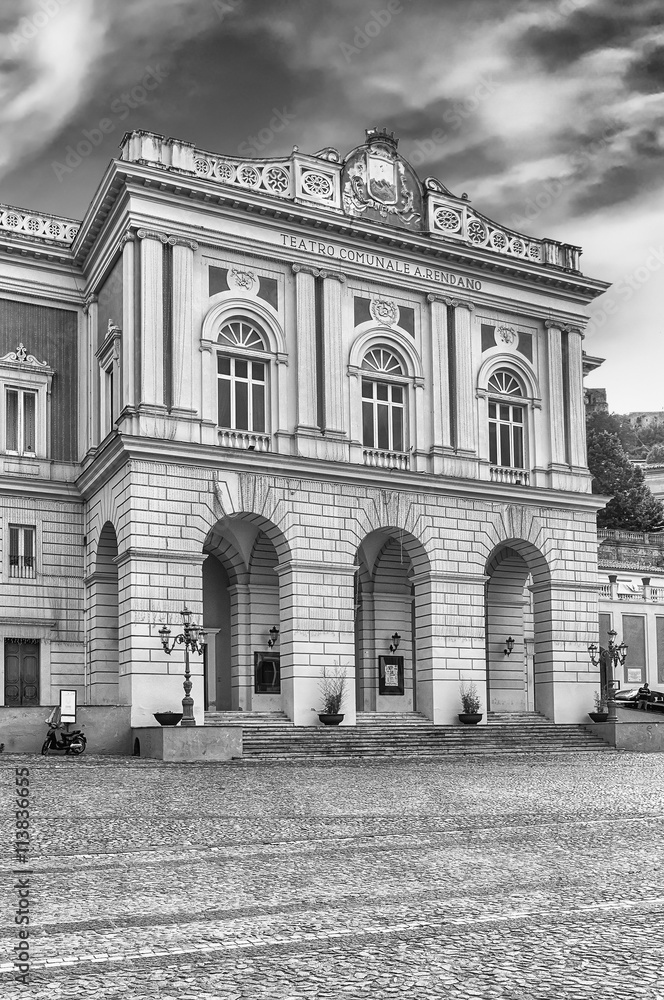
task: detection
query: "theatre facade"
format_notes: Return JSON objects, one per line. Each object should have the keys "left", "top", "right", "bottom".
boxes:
{"left": 0, "top": 127, "right": 609, "bottom": 728}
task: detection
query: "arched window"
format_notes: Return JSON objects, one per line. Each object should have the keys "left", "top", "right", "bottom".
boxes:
{"left": 217, "top": 318, "right": 268, "bottom": 433}
{"left": 488, "top": 369, "right": 525, "bottom": 469}
{"left": 361, "top": 347, "right": 406, "bottom": 452}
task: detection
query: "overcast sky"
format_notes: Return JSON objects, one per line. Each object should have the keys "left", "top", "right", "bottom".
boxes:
{"left": 1, "top": 0, "right": 663, "bottom": 413}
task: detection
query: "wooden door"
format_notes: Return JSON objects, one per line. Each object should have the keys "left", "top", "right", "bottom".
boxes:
{"left": 4, "top": 641, "right": 40, "bottom": 706}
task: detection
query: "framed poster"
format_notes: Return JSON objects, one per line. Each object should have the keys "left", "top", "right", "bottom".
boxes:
{"left": 254, "top": 651, "right": 281, "bottom": 694}
{"left": 379, "top": 655, "right": 404, "bottom": 695}
{"left": 59, "top": 689, "right": 77, "bottom": 723}
{"left": 627, "top": 667, "right": 644, "bottom": 684}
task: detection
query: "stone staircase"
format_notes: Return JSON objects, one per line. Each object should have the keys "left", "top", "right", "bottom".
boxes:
{"left": 204, "top": 710, "right": 613, "bottom": 759}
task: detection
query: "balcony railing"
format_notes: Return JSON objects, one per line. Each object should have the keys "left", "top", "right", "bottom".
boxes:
{"left": 218, "top": 429, "right": 270, "bottom": 451}
{"left": 9, "top": 557, "right": 35, "bottom": 579}
{"left": 489, "top": 466, "right": 530, "bottom": 487}
{"left": 363, "top": 449, "right": 410, "bottom": 471}
{"left": 598, "top": 584, "right": 611, "bottom": 598}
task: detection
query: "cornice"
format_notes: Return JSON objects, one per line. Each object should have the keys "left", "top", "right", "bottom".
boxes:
{"left": 76, "top": 431, "right": 608, "bottom": 514}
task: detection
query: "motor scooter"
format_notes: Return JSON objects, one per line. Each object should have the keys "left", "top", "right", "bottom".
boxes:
{"left": 41, "top": 719, "right": 86, "bottom": 756}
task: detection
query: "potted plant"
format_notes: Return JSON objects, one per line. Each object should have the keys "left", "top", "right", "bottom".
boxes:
{"left": 153, "top": 711, "right": 183, "bottom": 727}
{"left": 458, "top": 682, "right": 483, "bottom": 724}
{"left": 588, "top": 689, "right": 608, "bottom": 723}
{"left": 318, "top": 668, "right": 346, "bottom": 725}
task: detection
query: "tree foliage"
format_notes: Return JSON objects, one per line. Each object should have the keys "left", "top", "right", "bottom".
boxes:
{"left": 586, "top": 425, "right": 664, "bottom": 532}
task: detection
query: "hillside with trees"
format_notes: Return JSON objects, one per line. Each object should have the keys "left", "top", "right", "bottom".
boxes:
{"left": 586, "top": 411, "right": 664, "bottom": 532}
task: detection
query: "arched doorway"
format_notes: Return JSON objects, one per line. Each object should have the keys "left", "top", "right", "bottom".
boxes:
{"left": 355, "top": 528, "right": 429, "bottom": 713}
{"left": 88, "top": 521, "right": 119, "bottom": 704}
{"left": 485, "top": 541, "right": 551, "bottom": 714}
{"left": 203, "top": 514, "right": 287, "bottom": 713}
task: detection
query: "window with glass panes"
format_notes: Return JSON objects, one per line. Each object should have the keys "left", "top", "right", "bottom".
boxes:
{"left": 6, "top": 388, "right": 36, "bottom": 455}
{"left": 487, "top": 370, "right": 525, "bottom": 469}
{"left": 361, "top": 348, "right": 406, "bottom": 452}
{"left": 216, "top": 319, "right": 268, "bottom": 433}
{"left": 9, "top": 525, "right": 35, "bottom": 579}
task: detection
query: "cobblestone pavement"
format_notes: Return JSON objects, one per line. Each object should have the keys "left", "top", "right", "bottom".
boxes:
{"left": 1, "top": 752, "right": 664, "bottom": 998}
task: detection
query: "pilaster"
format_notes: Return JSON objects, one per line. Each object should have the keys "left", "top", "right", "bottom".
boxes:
{"left": 171, "top": 238, "right": 199, "bottom": 417}
{"left": 137, "top": 229, "right": 166, "bottom": 412}
{"left": 545, "top": 321, "right": 567, "bottom": 468}
{"left": 452, "top": 301, "right": 476, "bottom": 455}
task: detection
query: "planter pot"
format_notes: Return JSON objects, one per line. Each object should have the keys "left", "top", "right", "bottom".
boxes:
{"left": 153, "top": 712, "right": 183, "bottom": 727}
{"left": 588, "top": 712, "right": 609, "bottom": 723}
{"left": 458, "top": 713, "right": 483, "bottom": 725}
{"left": 318, "top": 713, "right": 344, "bottom": 726}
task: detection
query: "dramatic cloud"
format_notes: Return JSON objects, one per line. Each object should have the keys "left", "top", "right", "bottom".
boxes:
{"left": 0, "top": 0, "right": 662, "bottom": 410}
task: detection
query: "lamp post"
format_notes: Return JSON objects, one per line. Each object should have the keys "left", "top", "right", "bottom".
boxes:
{"left": 588, "top": 628, "right": 627, "bottom": 724}
{"left": 158, "top": 608, "right": 207, "bottom": 727}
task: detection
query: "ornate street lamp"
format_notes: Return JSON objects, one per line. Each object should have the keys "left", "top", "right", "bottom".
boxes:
{"left": 588, "top": 628, "right": 627, "bottom": 724}
{"left": 158, "top": 608, "right": 207, "bottom": 727}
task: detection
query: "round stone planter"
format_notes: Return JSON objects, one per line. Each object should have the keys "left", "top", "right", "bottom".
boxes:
{"left": 588, "top": 711, "right": 609, "bottom": 723}
{"left": 153, "top": 712, "right": 183, "bottom": 727}
{"left": 458, "top": 713, "right": 483, "bottom": 725}
{"left": 318, "top": 713, "right": 344, "bottom": 726}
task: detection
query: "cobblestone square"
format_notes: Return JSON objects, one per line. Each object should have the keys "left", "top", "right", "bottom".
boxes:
{"left": 1, "top": 751, "right": 663, "bottom": 998}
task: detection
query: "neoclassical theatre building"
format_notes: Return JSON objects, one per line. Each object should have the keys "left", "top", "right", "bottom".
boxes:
{"left": 0, "top": 127, "right": 609, "bottom": 728}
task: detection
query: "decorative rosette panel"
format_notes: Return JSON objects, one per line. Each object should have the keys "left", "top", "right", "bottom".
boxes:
{"left": 192, "top": 155, "right": 295, "bottom": 198}
{"left": 428, "top": 196, "right": 543, "bottom": 263}
{"left": 0, "top": 206, "right": 79, "bottom": 245}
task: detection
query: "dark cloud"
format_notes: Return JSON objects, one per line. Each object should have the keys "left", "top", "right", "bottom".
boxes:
{"left": 514, "top": 0, "right": 663, "bottom": 71}
{"left": 625, "top": 43, "right": 664, "bottom": 94}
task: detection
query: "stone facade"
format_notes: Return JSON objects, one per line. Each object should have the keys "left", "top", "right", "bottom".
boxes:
{"left": 0, "top": 127, "right": 610, "bottom": 729}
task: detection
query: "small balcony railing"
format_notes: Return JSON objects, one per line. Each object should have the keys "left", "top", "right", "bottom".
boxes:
{"left": 9, "top": 557, "right": 35, "bottom": 579}
{"left": 489, "top": 466, "right": 530, "bottom": 487}
{"left": 363, "top": 449, "right": 410, "bottom": 471}
{"left": 218, "top": 429, "right": 270, "bottom": 451}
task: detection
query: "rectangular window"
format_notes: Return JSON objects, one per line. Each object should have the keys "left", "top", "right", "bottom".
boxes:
{"left": 488, "top": 401, "right": 525, "bottom": 468}
{"left": 361, "top": 379, "right": 406, "bottom": 452}
{"left": 656, "top": 617, "right": 664, "bottom": 685}
{"left": 217, "top": 354, "right": 267, "bottom": 434}
{"left": 5, "top": 388, "right": 36, "bottom": 455}
{"left": 9, "top": 525, "right": 36, "bottom": 579}
{"left": 621, "top": 614, "right": 645, "bottom": 684}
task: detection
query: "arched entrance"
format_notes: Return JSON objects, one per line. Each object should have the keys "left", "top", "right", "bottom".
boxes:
{"left": 88, "top": 521, "right": 119, "bottom": 704}
{"left": 203, "top": 514, "right": 288, "bottom": 712}
{"left": 485, "top": 541, "right": 551, "bottom": 714}
{"left": 355, "top": 528, "right": 429, "bottom": 713}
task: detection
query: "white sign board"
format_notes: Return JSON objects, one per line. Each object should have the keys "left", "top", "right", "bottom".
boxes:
{"left": 59, "top": 689, "right": 77, "bottom": 724}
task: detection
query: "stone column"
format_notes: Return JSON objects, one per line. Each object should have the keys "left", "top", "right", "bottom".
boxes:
{"left": 84, "top": 296, "right": 98, "bottom": 450}
{"left": 411, "top": 570, "right": 488, "bottom": 725}
{"left": 292, "top": 265, "right": 320, "bottom": 454}
{"left": 116, "top": 548, "right": 206, "bottom": 727}
{"left": 451, "top": 300, "right": 476, "bottom": 454}
{"left": 137, "top": 229, "right": 167, "bottom": 411}
{"left": 277, "top": 559, "right": 356, "bottom": 726}
{"left": 427, "top": 295, "right": 451, "bottom": 470}
{"left": 320, "top": 271, "right": 347, "bottom": 442}
{"left": 545, "top": 321, "right": 567, "bottom": 467}
{"left": 171, "top": 238, "right": 199, "bottom": 416}
{"left": 566, "top": 326, "right": 587, "bottom": 469}
{"left": 229, "top": 583, "right": 252, "bottom": 710}
{"left": 120, "top": 232, "right": 136, "bottom": 420}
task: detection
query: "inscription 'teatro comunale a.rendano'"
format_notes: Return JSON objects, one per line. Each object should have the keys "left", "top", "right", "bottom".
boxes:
{"left": 280, "top": 233, "right": 482, "bottom": 291}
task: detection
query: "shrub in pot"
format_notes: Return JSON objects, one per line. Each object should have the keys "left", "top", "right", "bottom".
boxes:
{"left": 318, "top": 668, "right": 346, "bottom": 725}
{"left": 459, "top": 682, "right": 483, "bottom": 725}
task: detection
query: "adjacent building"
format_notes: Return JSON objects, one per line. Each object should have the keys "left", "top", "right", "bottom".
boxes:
{"left": 0, "top": 127, "right": 610, "bottom": 728}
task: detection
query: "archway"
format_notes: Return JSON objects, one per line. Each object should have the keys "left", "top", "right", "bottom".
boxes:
{"left": 203, "top": 514, "right": 288, "bottom": 712}
{"left": 355, "top": 528, "right": 429, "bottom": 713}
{"left": 88, "top": 521, "right": 119, "bottom": 704}
{"left": 485, "top": 541, "right": 551, "bottom": 714}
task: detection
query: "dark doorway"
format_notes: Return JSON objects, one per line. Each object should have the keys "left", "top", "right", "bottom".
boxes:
{"left": 5, "top": 640, "right": 39, "bottom": 705}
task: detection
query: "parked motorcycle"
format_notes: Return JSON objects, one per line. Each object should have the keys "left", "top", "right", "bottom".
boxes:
{"left": 41, "top": 720, "right": 86, "bottom": 756}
